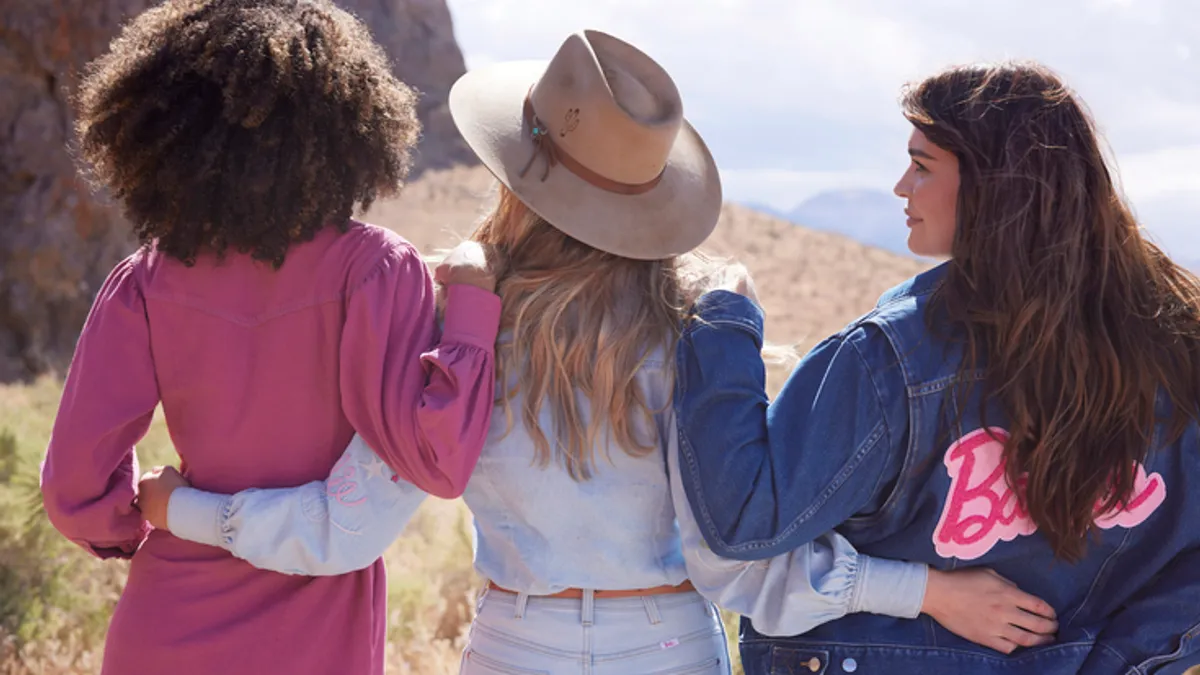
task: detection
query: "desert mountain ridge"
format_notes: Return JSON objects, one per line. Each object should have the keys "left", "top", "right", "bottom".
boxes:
{"left": 367, "top": 166, "right": 933, "bottom": 356}
{"left": 747, "top": 189, "right": 1198, "bottom": 275}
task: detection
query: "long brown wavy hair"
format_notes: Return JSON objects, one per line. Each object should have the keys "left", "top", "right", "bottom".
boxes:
{"left": 902, "top": 62, "right": 1200, "bottom": 560}
{"left": 459, "top": 186, "right": 793, "bottom": 480}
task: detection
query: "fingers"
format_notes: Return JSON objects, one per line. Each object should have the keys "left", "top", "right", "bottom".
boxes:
{"left": 716, "top": 263, "right": 755, "bottom": 298}
{"left": 985, "top": 570, "right": 1056, "bottom": 620}
{"left": 1007, "top": 586, "right": 1057, "bottom": 620}
{"left": 432, "top": 259, "right": 460, "bottom": 285}
{"left": 138, "top": 465, "right": 187, "bottom": 492}
{"left": 1006, "top": 608, "right": 1058, "bottom": 636}
{"left": 978, "top": 627, "right": 1051, "bottom": 656}
{"left": 977, "top": 634, "right": 1018, "bottom": 655}
{"left": 1000, "top": 623, "right": 1055, "bottom": 649}
{"left": 969, "top": 629, "right": 1017, "bottom": 653}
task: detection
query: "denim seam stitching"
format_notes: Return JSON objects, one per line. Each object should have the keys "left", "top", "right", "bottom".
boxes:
{"left": 683, "top": 415, "right": 889, "bottom": 555}
{"left": 1133, "top": 620, "right": 1200, "bottom": 673}
{"left": 592, "top": 626, "right": 721, "bottom": 663}
{"left": 683, "top": 317, "right": 763, "bottom": 341}
{"left": 464, "top": 649, "right": 554, "bottom": 675}
{"left": 1064, "top": 527, "right": 1134, "bottom": 629}
{"left": 470, "top": 622, "right": 578, "bottom": 659}
{"left": 754, "top": 417, "right": 886, "bottom": 554}
{"left": 744, "top": 638, "right": 1094, "bottom": 660}
{"left": 841, "top": 322, "right": 917, "bottom": 528}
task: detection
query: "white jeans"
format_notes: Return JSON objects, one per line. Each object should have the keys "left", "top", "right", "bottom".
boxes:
{"left": 460, "top": 587, "right": 731, "bottom": 675}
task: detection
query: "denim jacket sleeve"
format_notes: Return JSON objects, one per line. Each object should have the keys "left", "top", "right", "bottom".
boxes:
{"left": 166, "top": 433, "right": 427, "bottom": 575}
{"left": 1076, "top": 546, "right": 1200, "bottom": 675}
{"left": 664, "top": 407, "right": 927, "bottom": 635}
{"left": 675, "top": 291, "right": 908, "bottom": 560}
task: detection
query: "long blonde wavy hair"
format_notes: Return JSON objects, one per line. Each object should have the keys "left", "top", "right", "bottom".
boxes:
{"left": 469, "top": 186, "right": 720, "bottom": 481}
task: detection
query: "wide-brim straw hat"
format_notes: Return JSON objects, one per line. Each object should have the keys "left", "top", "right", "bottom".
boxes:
{"left": 447, "top": 30, "right": 722, "bottom": 260}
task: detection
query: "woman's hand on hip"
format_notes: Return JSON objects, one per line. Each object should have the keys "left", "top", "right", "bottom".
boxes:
{"left": 921, "top": 567, "right": 1058, "bottom": 654}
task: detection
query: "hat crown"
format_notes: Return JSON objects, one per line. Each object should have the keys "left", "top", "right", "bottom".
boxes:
{"left": 529, "top": 31, "right": 683, "bottom": 185}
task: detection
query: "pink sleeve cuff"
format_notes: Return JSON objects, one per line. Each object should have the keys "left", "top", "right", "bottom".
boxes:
{"left": 440, "top": 284, "right": 501, "bottom": 351}
{"left": 79, "top": 520, "right": 152, "bottom": 560}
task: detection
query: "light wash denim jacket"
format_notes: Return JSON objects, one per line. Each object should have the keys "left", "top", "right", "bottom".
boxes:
{"left": 167, "top": 350, "right": 928, "bottom": 636}
{"left": 675, "top": 267, "right": 1200, "bottom": 675}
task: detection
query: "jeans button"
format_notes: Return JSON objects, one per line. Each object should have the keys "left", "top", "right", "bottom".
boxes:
{"left": 842, "top": 657, "right": 858, "bottom": 672}
{"left": 806, "top": 657, "right": 822, "bottom": 672}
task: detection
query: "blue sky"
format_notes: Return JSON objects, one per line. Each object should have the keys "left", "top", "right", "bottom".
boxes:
{"left": 444, "top": 0, "right": 1198, "bottom": 261}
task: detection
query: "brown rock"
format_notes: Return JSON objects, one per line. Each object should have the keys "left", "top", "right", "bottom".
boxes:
{"left": 0, "top": 0, "right": 154, "bottom": 381}
{"left": 338, "top": 0, "right": 479, "bottom": 174}
{"left": 0, "top": 0, "right": 476, "bottom": 381}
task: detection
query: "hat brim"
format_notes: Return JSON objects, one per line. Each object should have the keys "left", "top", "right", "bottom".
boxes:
{"left": 448, "top": 61, "right": 722, "bottom": 260}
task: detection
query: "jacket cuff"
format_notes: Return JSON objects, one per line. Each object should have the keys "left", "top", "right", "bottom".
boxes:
{"left": 441, "top": 284, "right": 501, "bottom": 351}
{"left": 850, "top": 556, "right": 928, "bottom": 619}
{"left": 688, "top": 290, "right": 765, "bottom": 343}
{"left": 167, "top": 487, "right": 231, "bottom": 549}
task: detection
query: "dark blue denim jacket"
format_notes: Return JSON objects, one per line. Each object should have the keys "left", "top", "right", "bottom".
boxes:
{"left": 675, "top": 263, "right": 1200, "bottom": 675}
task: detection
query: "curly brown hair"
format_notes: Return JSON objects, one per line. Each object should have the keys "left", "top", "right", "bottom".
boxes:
{"left": 75, "top": 0, "right": 420, "bottom": 267}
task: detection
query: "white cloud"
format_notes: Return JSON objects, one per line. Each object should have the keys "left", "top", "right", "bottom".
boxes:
{"left": 1118, "top": 144, "right": 1200, "bottom": 201}
{"left": 446, "top": 0, "right": 1199, "bottom": 255}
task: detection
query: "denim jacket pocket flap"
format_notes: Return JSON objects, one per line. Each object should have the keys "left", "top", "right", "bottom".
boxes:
{"left": 770, "top": 646, "right": 830, "bottom": 675}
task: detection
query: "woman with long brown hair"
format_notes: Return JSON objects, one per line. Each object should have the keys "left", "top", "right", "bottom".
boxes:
{"left": 674, "top": 60, "right": 1200, "bottom": 674}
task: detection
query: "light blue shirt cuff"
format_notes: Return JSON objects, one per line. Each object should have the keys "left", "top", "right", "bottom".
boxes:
{"left": 850, "top": 555, "right": 928, "bottom": 619}
{"left": 167, "top": 486, "right": 231, "bottom": 549}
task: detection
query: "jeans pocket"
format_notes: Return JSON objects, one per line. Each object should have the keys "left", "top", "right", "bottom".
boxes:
{"left": 597, "top": 625, "right": 729, "bottom": 675}
{"left": 461, "top": 649, "right": 552, "bottom": 675}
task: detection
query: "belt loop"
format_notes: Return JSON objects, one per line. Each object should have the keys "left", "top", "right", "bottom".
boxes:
{"left": 642, "top": 596, "right": 663, "bottom": 625}
{"left": 514, "top": 591, "right": 529, "bottom": 619}
{"left": 581, "top": 589, "right": 595, "bottom": 626}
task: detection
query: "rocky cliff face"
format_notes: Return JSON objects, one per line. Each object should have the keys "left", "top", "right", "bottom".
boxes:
{"left": 341, "top": 0, "right": 477, "bottom": 173}
{"left": 0, "top": 0, "right": 475, "bottom": 381}
{"left": 0, "top": 1, "right": 155, "bottom": 381}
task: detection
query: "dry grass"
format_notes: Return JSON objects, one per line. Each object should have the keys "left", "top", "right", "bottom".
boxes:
{"left": 0, "top": 378, "right": 741, "bottom": 675}
{"left": 0, "top": 166, "right": 928, "bottom": 674}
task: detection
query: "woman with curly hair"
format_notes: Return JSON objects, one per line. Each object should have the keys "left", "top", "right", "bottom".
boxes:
{"left": 39, "top": 1, "right": 501, "bottom": 674}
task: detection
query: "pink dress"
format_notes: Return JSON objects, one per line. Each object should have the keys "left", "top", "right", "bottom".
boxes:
{"left": 40, "top": 222, "right": 500, "bottom": 675}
